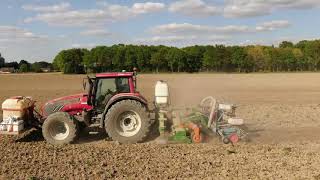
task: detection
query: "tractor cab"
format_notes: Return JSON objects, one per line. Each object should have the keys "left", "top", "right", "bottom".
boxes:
{"left": 82, "top": 70, "right": 148, "bottom": 121}
{"left": 86, "top": 72, "right": 137, "bottom": 112}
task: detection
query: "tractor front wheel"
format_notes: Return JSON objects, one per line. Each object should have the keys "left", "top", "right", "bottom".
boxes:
{"left": 105, "top": 100, "right": 151, "bottom": 144}
{"left": 42, "top": 112, "right": 79, "bottom": 145}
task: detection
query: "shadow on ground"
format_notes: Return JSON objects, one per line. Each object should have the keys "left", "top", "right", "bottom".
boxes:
{"left": 15, "top": 129, "right": 44, "bottom": 142}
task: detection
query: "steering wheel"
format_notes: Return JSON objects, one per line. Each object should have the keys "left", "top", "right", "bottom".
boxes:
{"left": 96, "top": 89, "right": 114, "bottom": 107}
{"left": 200, "top": 96, "right": 217, "bottom": 128}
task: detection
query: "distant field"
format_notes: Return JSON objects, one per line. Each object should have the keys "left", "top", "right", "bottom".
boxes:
{"left": 1, "top": 72, "right": 320, "bottom": 179}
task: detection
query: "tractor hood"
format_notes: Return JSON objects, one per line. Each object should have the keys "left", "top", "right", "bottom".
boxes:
{"left": 42, "top": 93, "right": 92, "bottom": 117}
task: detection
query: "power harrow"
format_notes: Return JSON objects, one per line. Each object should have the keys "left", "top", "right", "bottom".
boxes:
{"left": 155, "top": 81, "right": 246, "bottom": 144}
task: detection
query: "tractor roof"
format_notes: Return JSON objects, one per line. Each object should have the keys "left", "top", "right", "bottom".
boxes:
{"left": 96, "top": 72, "right": 134, "bottom": 78}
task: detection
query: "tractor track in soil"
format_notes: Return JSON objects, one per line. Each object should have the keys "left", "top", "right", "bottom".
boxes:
{"left": 1, "top": 73, "right": 320, "bottom": 179}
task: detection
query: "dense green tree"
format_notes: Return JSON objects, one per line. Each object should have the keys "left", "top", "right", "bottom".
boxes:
{"left": 230, "top": 46, "right": 252, "bottom": 72}
{"left": 19, "top": 64, "right": 29, "bottom": 73}
{"left": 19, "top": 60, "right": 31, "bottom": 72}
{"left": 295, "top": 40, "right": 308, "bottom": 50}
{"left": 31, "top": 62, "right": 42, "bottom": 73}
{"left": 183, "top": 46, "right": 204, "bottom": 72}
{"left": 304, "top": 40, "right": 320, "bottom": 71}
{"left": 37, "top": 61, "right": 52, "bottom": 70}
{"left": 278, "top": 48, "right": 296, "bottom": 71}
{"left": 150, "top": 47, "right": 168, "bottom": 73}
{"left": 124, "top": 45, "right": 137, "bottom": 70}
{"left": 53, "top": 48, "right": 86, "bottom": 73}
{"left": 203, "top": 46, "right": 218, "bottom": 71}
{"left": 166, "top": 47, "right": 186, "bottom": 72}
{"left": 136, "top": 46, "right": 151, "bottom": 72}
{"left": 279, "top": 41, "right": 294, "bottom": 48}
{"left": 112, "top": 45, "right": 126, "bottom": 71}
{"left": 84, "top": 46, "right": 112, "bottom": 73}
{"left": 221, "top": 47, "right": 233, "bottom": 71}
{"left": 265, "top": 47, "right": 280, "bottom": 71}
{"left": 247, "top": 46, "right": 267, "bottom": 72}
{"left": 292, "top": 48, "right": 305, "bottom": 71}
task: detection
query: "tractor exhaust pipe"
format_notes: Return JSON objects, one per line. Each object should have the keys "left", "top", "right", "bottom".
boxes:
{"left": 133, "top": 67, "right": 138, "bottom": 90}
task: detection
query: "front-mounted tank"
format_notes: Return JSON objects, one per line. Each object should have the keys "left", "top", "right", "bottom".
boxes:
{"left": 0, "top": 96, "right": 35, "bottom": 134}
{"left": 2, "top": 96, "right": 34, "bottom": 120}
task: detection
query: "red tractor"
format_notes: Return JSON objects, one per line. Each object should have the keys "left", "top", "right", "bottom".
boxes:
{"left": 37, "top": 71, "right": 152, "bottom": 145}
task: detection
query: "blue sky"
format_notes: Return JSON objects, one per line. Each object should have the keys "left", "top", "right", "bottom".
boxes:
{"left": 1, "top": 0, "right": 320, "bottom": 62}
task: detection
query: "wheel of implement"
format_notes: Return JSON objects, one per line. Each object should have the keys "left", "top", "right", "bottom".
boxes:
{"left": 229, "top": 133, "right": 240, "bottom": 144}
{"left": 200, "top": 96, "right": 216, "bottom": 114}
{"left": 222, "top": 137, "right": 230, "bottom": 144}
{"left": 191, "top": 132, "right": 204, "bottom": 143}
{"left": 105, "top": 100, "right": 151, "bottom": 144}
{"left": 42, "top": 112, "right": 79, "bottom": 145}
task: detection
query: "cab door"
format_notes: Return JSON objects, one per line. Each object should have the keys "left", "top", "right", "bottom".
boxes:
{"left": 94, "top": 77, "right": 130, "bottom": 111}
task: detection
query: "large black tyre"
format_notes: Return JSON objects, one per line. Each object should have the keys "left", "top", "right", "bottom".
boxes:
{"left": 42, "top": 112, "right": 79, "bottom": 145}
{"left": 105, "top": 100, "right": 151, "bottom": 144}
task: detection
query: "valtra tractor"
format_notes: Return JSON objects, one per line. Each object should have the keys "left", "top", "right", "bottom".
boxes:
{"left": 0, "top": 70, "right": 246, "bottom": 145}
{"left": 1, "top": 70, "right": 153, "bottom": 145}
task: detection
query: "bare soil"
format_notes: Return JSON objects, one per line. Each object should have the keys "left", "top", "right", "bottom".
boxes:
{"left": 1, "top": 73, "right": 320, "bottom": 179}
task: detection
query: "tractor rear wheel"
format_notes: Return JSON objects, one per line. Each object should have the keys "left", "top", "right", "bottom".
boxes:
{"left": 105, "top": 100, "right": 151, "bottom": 144}
{"left": 42, "top": 112, "right": 79, "bottom": 145}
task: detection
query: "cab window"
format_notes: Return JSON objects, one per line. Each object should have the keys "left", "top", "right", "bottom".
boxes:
{"left": 115, "top": 78, "right": 130, "bottom": 93}
{"left": 95, "top": 77, "right": 130, "bottom": 109}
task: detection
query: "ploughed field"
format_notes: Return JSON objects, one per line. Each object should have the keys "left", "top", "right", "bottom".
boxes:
{"left": 1, "top": 73, "right": 320, "bottom": 179}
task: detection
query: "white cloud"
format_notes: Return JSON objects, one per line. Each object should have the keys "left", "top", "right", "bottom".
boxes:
{"left": 71, "top": 43, "right": 97, "bottom": 49}
{"left": 135, "top": 35, "right": 228, "bottom": 46}
{"left": 150, "top": 23, "right": 251, "bottom": 35}
{"left": 137, "top": 35, "right": 196, "bottom": 43}
{"left": 24, "top": 2, "right": 166, "bottom": 26}
{"left": 224, "top": 0, "right": 320, "bottom": 18}
{"left": 24, "top": 9, "right": 112, "bottom": 26}
{"left": 80, "top": 29, "right": 111, "bottom": 37}
{"left": 256, "top": 20, "right": 291, "bottom": 31}
{"left": 169, "top": 0, "right": 221, "bottom": 16}
{"left": 137, "top": 34, "right": 230, "bottom": 43}
{"left": 143, "top": 21, "right": 291, "bottom": 45}
{"left": 0, "top": 26, "right": 47, "bottom": 41}
{"left": 150, "top": 21, "right": 291, "bottom": 36}
{"left": 22, "top": 2, "right": 70, "bottom": 12}
{"left": 132, "top": 2, "right": 165, "bottom": 14}
{"left": 208, "top": 35, "right": 232, "bottom": 41}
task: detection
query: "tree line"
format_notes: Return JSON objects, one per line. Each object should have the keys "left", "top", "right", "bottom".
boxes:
{"left": 3, "top": 39, "right": 320, "bottom": 74}
{"left": 0, "top": 53, "right": 52, "bottom": 73}
{"left": 52, "top": 40, "right": 320, "bottom": 74}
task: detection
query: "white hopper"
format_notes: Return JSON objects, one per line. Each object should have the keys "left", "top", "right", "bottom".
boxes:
{"left": 1, "top": 96, "right": 34, "bottom": 121}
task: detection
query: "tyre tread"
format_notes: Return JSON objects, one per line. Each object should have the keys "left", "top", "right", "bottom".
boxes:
{"left": 105, "top": 100, "right": 151, "bottom": 144}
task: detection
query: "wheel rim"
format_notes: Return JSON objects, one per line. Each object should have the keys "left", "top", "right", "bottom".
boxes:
{"left": 116, "top": 111, "right": 142, "bottom": 137}
{"left": 48, "top": 121, "right": 70, "bottom": 141}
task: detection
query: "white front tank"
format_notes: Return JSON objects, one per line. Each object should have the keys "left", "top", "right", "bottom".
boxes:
{"left": 155, "top": 80, "right": 169, "bottom": 105}
{"left": 1, "top": 96, "right": 34, "bottom": 120}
